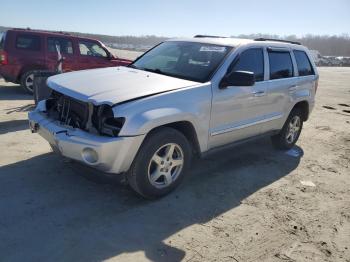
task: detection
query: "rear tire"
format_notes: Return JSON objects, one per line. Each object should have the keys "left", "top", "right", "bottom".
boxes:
{"left": 271, "top": 108, "right": 303, "bottom": 150}
{"left": 127, "top": 127, "right": 192, "bottom": 199}
{"left": 20, "top": 70, "right": 36, "bottom": 94}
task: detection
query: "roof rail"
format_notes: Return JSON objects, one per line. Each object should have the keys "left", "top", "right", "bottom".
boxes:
{"left": 12, "top": 27, "right": 71, "bottom": 35}
{"left": 254, "top": 38, "right": 301, "bottom": 45}
{"left": 13, "top": 27, "right": 31, "bottom": 31}
{"left": 194, "top": 35, "right": 227, "bottom": 38}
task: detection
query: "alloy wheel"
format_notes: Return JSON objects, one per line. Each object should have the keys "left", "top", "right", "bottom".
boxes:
{"left": 286, "top": 116, "right": 301, "bottom": 144}
{"left": 25, "top": 73, "right": 34, "bottom": 92}
{"left": 147, "top": 143, "right": 184, "bottom": 189}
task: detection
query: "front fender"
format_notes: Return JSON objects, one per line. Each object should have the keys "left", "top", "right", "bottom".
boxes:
{"left": 122, "top": 107, "right": 199, "bottom": 135}
{"left": 112, "top": 84, "right": 212, "bottom": 152}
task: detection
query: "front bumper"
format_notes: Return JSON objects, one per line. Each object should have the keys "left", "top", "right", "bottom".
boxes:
{"left": 28, "top": 110, "right": 145, "bottom": 174}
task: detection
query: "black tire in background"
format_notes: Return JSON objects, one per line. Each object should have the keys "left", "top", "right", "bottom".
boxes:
{"left": 271, "top": 108, "right": 304, "bottom": 150}
{"left": 127, "top": 127, "right": 192, "bottom": 199}
{"left": 20, "top": 70, "right": 37, "bottom": 94}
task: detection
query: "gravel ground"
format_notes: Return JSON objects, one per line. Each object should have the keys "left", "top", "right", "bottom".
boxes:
{"left": 0, "top": 67, "right": 349, "bottom": 262}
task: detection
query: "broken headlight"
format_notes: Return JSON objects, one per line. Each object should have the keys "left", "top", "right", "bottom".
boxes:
{"left": 93, "top": 105, "right": 125, "bottom": 137}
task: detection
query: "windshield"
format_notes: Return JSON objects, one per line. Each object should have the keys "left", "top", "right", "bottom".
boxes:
{"left": 0, "top": 32, "right": 5, "bottom": 50}
{"left": 131, "top": 41, "right": 232, "bottom": 82}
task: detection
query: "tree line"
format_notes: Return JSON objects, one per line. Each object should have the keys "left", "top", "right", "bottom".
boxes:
{"left": 234, "top": 33, "right": 350, "bottom": 57}
{"left": 1, "top": 26, "right": 349, "bottom": 56}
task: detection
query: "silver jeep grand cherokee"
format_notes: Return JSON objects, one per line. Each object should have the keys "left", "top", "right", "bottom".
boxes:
{"left": 29, "top": 36, "right": 318, "bottom": 198}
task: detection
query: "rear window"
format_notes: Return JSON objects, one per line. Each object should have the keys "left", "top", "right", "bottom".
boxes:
{"left": 16, "top": 34, "right": 41, "bottom": 51}
{"left": 268, "top": 51, "right": 294, "bottom": 80}
{"left": 0, "top": 32, "right": 5, "bottom": 50}
{"left": 48, "top": 37, "right": 73, "bottom": 54}
{"left": 293, "top": 50, "right": 314, "bottom": 76}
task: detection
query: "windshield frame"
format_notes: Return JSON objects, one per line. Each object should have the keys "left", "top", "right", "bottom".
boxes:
{"left": 129, "top": 41, "right": 233, "bottom": 83}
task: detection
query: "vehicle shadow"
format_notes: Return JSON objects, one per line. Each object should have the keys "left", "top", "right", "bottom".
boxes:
{"left": 0, "top": 82, "right": 32, "bottom": 100}
{"left": 0, "top": 119, "right": 29, "bottom": 135}
{"left": 4, "top": 104, "right": 35, "bottom": 114}
{"left": 0, "top": 138, "right": 303, "bottom": 261}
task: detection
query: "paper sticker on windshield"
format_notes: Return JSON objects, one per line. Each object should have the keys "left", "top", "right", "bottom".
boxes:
{"left": 200, "top": 46, "right": 226, "bottom": 52}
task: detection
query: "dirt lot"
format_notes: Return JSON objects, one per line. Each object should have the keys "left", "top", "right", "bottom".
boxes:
{"left": 0, "top": 67, "right": 349, "bottom": 262}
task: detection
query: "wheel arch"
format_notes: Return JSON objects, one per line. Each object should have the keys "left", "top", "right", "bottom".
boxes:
{"left": 291, "top": 100, "right": 309, "bottom": 121}
{"left": 144, "top": 121, "right": 202, "bottom": 157}
{"left": 18, "top": 64, "right": 49, "bottom": 82}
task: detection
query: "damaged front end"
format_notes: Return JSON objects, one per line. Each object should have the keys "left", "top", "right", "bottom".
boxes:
{"left": 28, "top": 92, "right": 145, "bottom": 174}
{"left": 45, "top": 90, "right": 125, "bottom": 137}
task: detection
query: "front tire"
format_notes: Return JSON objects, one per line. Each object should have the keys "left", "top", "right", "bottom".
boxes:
{"left": 127, "top": 127, "right": 192, "bottom": 199}
{"left": 271, "top": 108, "right": 303, "bottom": 150}
{"left": 20, "top": 70, "right": 36, "bottom": 94}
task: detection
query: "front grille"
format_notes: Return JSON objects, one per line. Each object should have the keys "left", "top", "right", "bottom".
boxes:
{"left": 47, "top": 91, "right": 90, "bottom": 129}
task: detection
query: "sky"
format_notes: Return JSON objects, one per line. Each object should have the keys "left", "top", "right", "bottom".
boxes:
{"left": 1, "top": 0, "right": 349, "bottom": 37}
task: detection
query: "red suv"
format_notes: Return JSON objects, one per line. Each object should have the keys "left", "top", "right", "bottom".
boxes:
{"left": 0, "top": 28, "right": 132, "bottom": 93}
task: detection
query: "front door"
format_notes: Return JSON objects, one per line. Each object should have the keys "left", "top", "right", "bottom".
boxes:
{"left": 209, "top": 47, "right": 271, "bottom": 149}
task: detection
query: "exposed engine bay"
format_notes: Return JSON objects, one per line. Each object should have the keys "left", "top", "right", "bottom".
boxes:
{"left": 45, "top": 90, "right": 124, "bottom": 137}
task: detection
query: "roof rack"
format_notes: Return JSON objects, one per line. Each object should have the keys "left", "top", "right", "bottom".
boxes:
{"left": 254, "top": 38, "right": 301, "bottom": 45}
{"left": 12, "top": 27, "right": 70, "bottom": 35}
{"left": 194, "top": 35, "right": 227, "bottom": 38}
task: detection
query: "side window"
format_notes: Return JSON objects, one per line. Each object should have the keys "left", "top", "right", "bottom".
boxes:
{"left": 16, "top": 34, "right": 41, "bottom": 51}
{"left": 0, "top": 32, "right": 6, "bottom": 50}
{"left": 230, "top": 48, "right": 264, "bottom": 81}
{"left": 293, "top": 50, "right": 314, "bottom": 76}
{"left": 47, "top": 37, "right": 73, "bottom": 54}
{"left": 268, "top": 51, "right": 294, "bottom": 80}
{"left": 79, "top": 41, "right": 107, "bottom": 57}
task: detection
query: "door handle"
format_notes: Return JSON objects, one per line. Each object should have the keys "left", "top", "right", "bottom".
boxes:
{"left": 252, "top": 90, "right": 266, "bottom": 97}
{"left": 288, "top": 85, "right": 298, "bottom": 92}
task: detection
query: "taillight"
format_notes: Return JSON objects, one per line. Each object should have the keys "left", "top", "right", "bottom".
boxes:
{"left": 315, "top": 79, "right": 319, "bottom": 93}
{"left": 0, "top": 51, "right": 8, "bottom": 65}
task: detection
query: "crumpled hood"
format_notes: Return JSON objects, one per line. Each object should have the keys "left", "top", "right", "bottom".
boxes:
{"left": 47, "top": 66, "right": 199, "bottom": 106}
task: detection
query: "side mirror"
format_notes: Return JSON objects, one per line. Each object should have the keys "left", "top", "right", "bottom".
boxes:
{"left": 219, "top": 71, "right": 255, "bottom": 89}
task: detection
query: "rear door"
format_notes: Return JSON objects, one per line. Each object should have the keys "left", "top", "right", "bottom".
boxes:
{"left": 261, "top": 48, "right": 297, "bottom": 133}
{"left": 77, "top": 40, "right": 112, "bottom": 70}
{"left": 46, "top": 36, "right": 76, "bottom": 72}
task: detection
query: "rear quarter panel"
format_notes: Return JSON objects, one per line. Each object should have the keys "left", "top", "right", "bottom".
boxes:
{"left": 5, "top": 31, "right": 47, "bottom": 80}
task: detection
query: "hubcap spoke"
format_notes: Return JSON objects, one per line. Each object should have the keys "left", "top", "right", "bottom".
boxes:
{"left": 172, "top": 159, "right": 183, "bottom": 167}
{"left": 165, "top": 144, "right": 175, "bottom": 159}
{"left": 163, "top": 172, "right": 172, "bottom": 185}
{"left": 150, "top": 169, "right": 163, "bottom": 183}
{"left": 152, "top": 153, "right": 163, "bottom": 165}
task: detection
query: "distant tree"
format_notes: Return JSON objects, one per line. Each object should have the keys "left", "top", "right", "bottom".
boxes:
{"left": 1, "top": 26, "right": 349, "bottom": 56}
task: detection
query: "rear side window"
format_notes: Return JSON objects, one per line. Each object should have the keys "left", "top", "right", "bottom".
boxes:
{"left": 78, "top": 41, "right": 107, "bottom": 57}
{"left": 293, "top": 50, "right": 314, "bottom": 76}
{"left": 268, "top": 51, "right": 293, "bottom": 80}
{"left": 230, "top": 48, "right": 264, "bottom": 81}
{"left": 0, "top": 32, "right": 5, "bottom": 50}
{"left": 16, "top": 34, "right": 41, "bottom": 51}
{"left": 48, "top": 37, "right": 73, "bottom": 54}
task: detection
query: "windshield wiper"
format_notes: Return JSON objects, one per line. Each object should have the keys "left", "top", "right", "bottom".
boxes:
{"left": 142, "top": 68, "right": 164, "bottom": 74}
{"left": 128, "top": 64, "right": 139, "bottom": 69}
